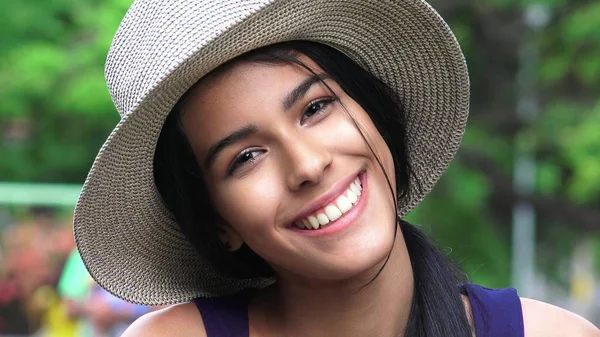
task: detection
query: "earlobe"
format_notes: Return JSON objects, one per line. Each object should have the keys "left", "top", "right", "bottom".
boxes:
{"left": 217, "top": 219, "right": 244, "bottom": 252}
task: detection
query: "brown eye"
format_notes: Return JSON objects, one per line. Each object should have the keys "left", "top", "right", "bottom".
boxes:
{"left": 228, "top": 149, "right": 264, "bottom": 175}
{"left": 300, "top": 97, "right": 336, "bottom": 125}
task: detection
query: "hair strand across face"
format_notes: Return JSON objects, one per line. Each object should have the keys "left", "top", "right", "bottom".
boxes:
{"left": 154, "top": 41, "right": 471, "bottom": 337}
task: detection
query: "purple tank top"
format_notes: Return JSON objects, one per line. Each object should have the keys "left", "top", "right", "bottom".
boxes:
{"left": 193, "top": 284, "right": 524, "bottom": 336}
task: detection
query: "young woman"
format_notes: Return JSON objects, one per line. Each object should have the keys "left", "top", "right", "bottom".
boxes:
{"left": 74, "top": 0, "right": 598, "bottom": 336}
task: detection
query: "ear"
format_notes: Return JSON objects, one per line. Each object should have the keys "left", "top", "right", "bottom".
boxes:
{"left": 216, "top": 217, "right": 244, "bottom": 252}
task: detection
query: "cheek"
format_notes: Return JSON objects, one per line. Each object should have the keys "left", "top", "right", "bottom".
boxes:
{"left": 211, "top": 172, "right": 282, "bottom": 240}
{"left": 341, "top": 103, "right": 396, "bottom": 193}
{"left": 319, "top": 105, "right": 373, "bottom": 156}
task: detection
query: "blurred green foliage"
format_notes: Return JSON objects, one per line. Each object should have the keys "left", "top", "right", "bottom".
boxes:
{"left": 0, "top": 0, "right": 599, "bottom": 288}
{"left": 0, "top": 0, "right": 129, "bottom": 182}
{"left": 412, "top": 0, "right": 600, "bottom": 287}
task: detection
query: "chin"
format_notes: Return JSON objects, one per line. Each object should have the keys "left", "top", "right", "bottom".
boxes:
{"left": 322, "top": 184, "right": 398, "bottom": 281}
{"left": 340, "top": 233, "right": 395, "bottom": 277}
{"left": 299, "top": 225, "right": 397, "bottom": 284}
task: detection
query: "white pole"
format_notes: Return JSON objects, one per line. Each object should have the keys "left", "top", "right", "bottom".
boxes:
{"left": 512, "top": 3, "right": 550, "bottom": 298}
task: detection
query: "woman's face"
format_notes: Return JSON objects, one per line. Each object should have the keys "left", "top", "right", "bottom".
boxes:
{"left": 181, "top": 54, "right": 398, "bottom": 285}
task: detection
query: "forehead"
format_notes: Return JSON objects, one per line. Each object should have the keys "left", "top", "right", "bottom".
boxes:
{"left": 178, "top": 55, "right": 326, "bottom": 151}
{"left": 188, "top": 54, "right": 322, "bottom": 107}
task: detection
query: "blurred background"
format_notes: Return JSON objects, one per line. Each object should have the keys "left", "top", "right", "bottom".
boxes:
{"left": 0, "top": 0, "right": 598, "bottom": 335}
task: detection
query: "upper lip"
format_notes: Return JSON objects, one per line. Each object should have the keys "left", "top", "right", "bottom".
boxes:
{"left": 289, "top": 171, "right": 363, "bottom": 225}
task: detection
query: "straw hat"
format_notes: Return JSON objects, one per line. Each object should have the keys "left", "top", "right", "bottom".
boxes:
{"left": 74, "top": 0, "right": 469, "bottom": 305}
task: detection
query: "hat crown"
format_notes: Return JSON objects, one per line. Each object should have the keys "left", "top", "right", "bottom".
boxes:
{"left": 106, "top": 0, "right": 273, "bottom": 117}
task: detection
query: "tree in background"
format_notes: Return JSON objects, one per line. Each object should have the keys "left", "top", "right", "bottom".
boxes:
{"left": 416, "top": 0, "right": 600, "bottom": 289}
{"left": 0, "top": 0, "right": 127, "bottom": 182}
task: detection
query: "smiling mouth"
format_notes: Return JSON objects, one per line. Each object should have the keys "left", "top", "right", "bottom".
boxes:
{"left": 293, "top": 176, "right": 363, "bottom": 230}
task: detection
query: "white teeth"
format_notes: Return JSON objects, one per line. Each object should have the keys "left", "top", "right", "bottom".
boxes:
{"left": 346, "top": 189, "right": 358, "bottom": 204}
{"left": 336, "top": 195, "right": 352, "bottom": 213}
{"left": 308, "top": 216, "right": 320, "bottom": 229}
{"left": 354, "top": 178, "right": 362, "bottom": 191}
{"left": 350, "top": 183, "right": 360, "bottom": 196}
{"left": 324, "top": 205, "right": 342, "bottom": 221}
{"left": 295, "top": 175, "right": 364, "bottom": 230}
{"left": 317, "top": 213, "right": 330, "bottom": 225}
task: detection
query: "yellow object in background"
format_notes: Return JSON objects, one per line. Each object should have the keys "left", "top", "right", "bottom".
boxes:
{"left": 571, "top": 275, "right": 595, "bottom": 304}
{"left": 31, "top": 286, "right": 77, "bottom": 337}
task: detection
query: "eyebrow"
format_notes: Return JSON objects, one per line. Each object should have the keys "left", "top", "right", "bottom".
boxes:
{"left": 204, "top": 125, "right": 258, "bottom": 169}
{"left": 282, "top": 73, "right": 331, "bottom": 111}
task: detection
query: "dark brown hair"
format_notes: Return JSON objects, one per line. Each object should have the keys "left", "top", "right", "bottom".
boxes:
{"left": 154, "top": 41, "right": 471, "bottom": 336}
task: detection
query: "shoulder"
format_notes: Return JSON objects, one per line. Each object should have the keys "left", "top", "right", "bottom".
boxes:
{"left": 121, "top": 302, "right": 207, "bottom": 337}
{"left": 521, "top": 297, "right": 599, "bottom": 337}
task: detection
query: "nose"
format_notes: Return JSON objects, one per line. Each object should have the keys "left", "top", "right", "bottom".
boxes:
{"left": 283, "top": 131, "right": 333, "bottom": 191}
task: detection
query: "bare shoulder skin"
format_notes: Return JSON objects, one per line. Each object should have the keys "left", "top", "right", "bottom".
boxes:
{"left": 521, "top": 298, "right": 599, "bottom": 337}
{"left": 121, "top": 302, "right": 206, "bottom": 337}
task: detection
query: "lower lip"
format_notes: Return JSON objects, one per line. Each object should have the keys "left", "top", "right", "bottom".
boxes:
{"left": 290, "top": 172, "right": 368, "bottom": 237}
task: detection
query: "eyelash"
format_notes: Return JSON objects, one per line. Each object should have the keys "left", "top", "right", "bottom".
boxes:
{"left": 227, "top": 96, "right": 337, "bottom": 175}
{"left": 227, "top": 148, "right": 263, "bottom": 176}
{"left": 300, "top": 96, "right": 336, "bottom": 125}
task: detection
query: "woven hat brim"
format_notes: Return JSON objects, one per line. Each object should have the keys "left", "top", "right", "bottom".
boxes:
{"left": 74, "top": 0, "right": 469, "bottom": 306}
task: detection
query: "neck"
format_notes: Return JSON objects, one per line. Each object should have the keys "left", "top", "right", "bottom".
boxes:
{"left": 256, "top": 230, "right": 414, "bottom": 337}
